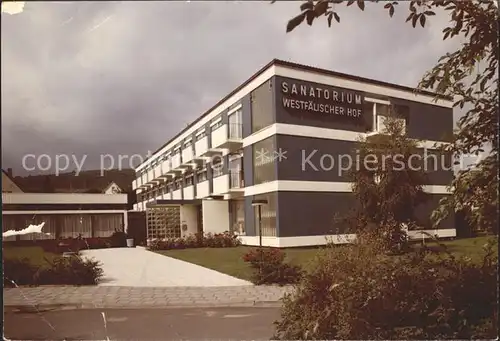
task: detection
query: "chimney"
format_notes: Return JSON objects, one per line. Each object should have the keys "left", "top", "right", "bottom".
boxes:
{"left": 7, "top": 168, "right": 13, "bottom": 177}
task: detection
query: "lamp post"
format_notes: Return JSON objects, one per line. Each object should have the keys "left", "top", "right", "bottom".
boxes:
{"left": 252, "top": 198, "right": 268, "bottom": 279}
{"left": 251, "top": 199, "right": 268, "bottom": 248}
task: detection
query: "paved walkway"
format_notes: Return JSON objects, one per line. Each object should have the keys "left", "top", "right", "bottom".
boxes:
{"left": 4, "top": 285, "right": 294, "bottom": 309}
{"left": 79, "top": 247, "right": 251, "bottom": 287}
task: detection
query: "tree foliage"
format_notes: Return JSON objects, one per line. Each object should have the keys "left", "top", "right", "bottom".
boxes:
{"left": 273, "top": 235, "right": 498, "bottom": 339}
{"left": 279, "top": 0, "right": 499, "bottom": 234}
{"left": 335, "top": 113, "right": 429, "bottom": 251}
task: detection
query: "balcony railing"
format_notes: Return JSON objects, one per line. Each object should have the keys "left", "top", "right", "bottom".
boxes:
{"left": 228, "top": 122, "right": 242, "bottom": 139}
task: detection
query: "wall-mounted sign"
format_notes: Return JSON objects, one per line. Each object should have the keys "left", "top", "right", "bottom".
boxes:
{"left": 280, "top": 79, "right": 364, "bottom": 119}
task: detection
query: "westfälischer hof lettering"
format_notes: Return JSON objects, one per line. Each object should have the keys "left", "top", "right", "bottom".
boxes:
{"left": 281, "top": 80, "right": 364, "bottom": 118}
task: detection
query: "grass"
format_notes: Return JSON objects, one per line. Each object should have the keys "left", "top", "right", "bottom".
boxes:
{"left": 3, "top": 246, "right": 57, "bottom": 267}
{"left": 158, "top": 236, "right": 498, "bottom": 281}
{"left": 420, "top": 235, "right": 498, "bottom": 263}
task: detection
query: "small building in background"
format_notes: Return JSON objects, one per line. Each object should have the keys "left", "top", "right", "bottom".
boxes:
{"left": 1, "top": 169, "right": 130, "bottom": 242}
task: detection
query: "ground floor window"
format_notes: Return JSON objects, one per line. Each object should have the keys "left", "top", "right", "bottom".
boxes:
{"left": 1, "top": 213, "right": 123, "bottom": 240}
{"left": 253, "top": 193, "right": 277, "bottom": 237}
{"left": 229, "top": 200, "right": 245, "bottom": 235}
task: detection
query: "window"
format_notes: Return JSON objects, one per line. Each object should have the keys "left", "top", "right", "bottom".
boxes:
{"left": 211, "top": 121, "right": 223, "bottom": 131}
{"left": 253, "top": 193, "right": 277, "bottom": 237}
{"left": 184, "top": 140, "right": 192, "bottom": 148}
{"left": 230, "top": 200, "right": 245, "bottom": 235}
{"left": 185, "top": 175, "right": 194, "bottom": 186}
{"left": 251, "top": 80, "right": 274, "bottom": 133}
{"left": 228, "top": 109, "right": 243, "bottom": 139}
{"left": 197, "top": 169, "right": 207, "bottom": 182}
{"left": 364, "top": 101, "right": 375, "bottom": 132}
{"left": 229, "top": 153, "right": 242, "bottom": 171}
{"left": 253, "top": 137, "right": 277, "bottom": 185}
{"left": 376, "top": 103, "right": 390, "bottom": 117}
{"left": 212, "top": 158, "right": 224, "bottom": 178}
{"left": 196, "top": 130, "right": 206, "bottom": 141}
{"left": 229, "top": 154, "right": 243, "bottom": 188}
{"left": 376, "top": 103, "right": 407, "bottom": 134}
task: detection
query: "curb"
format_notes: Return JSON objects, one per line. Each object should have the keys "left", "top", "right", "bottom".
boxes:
{"left": 5, "top": 301, "right": 283, "bottom": 312}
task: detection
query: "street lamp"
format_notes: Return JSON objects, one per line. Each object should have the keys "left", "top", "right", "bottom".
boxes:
{"left": 252, "top": 199, "right": 268, "bottom": 248}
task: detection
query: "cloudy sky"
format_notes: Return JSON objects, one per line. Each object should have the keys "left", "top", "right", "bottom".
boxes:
{"left": 2, "top": 1, "right": 464, "bottom": 175}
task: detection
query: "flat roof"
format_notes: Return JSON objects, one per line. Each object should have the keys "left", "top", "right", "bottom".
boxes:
{"left": 143, "top": 59, "right": 453, "bottom": 168}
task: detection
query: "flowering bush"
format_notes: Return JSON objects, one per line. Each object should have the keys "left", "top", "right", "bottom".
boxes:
{"left": 242, "top": 248, "right": 303, "bottom": 285}
{"left": 242, "top": 247, "right": 285, "bottom": 266}
{"left": 147, "top": 231, "right": 241, "bottom": 251}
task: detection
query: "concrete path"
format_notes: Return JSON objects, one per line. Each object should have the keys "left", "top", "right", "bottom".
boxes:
{"left": 4, "top": 285, "right": 294, "bottom": 309}
{"left": 79, "top": 247, "right": 251, "bottom": 287}
{"left": 4, "top": 307, "right": 281, "bottom": 340}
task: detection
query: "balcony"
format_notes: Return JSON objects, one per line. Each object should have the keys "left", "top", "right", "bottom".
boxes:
{"left": 159, "top": 159, "right": 173, "bottom": 179}
{"left": 172, "top": 189, "right": 182, "bottom": 200}
{"left": 183, "top": 185, "right": 195, "bottom": 200}
{"left": 167, "top": 154, "right": 184, "bottom": 175}
{"left": 211, "top": 123, "right": 243, "bottom": 152}
{"left": 171, "top": 153, "right": 181, "bottom": 169}
{"left": 145, "top": 168, "right": 156, "bottom": 185}
{"left": 211, "top": 171, "right": 244, "bottom": 198}
{"left": 194, "top": 136, "right": 209, "bottom": 159}
{"left": 212, "top": 174, "right": 229, "bottom": 196}
{"left": 181, "top": 146, "right": 194, "bottom": 164}
{"left": 153, "top": 164, "right": 164, "bottom": 183}
{"left": 139, "top": 173, "right": 150, "bottom": 189}
{"left": 196, "top": 180, "right": 210, "bottom": 199}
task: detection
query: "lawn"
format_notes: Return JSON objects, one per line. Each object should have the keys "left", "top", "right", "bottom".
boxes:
{"left": 158, "top": 236, "right": 498, "bottom": 281}
{"left": 3, "top": 246, "right": 57, "bottom": 267}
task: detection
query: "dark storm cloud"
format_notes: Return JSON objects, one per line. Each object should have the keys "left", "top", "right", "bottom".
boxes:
{"left": 1, "top": 1, "right": 462, "bottom": 175}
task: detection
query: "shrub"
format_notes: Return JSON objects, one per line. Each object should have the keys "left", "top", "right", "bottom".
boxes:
{"left": 3, "top": 258, "right": 38, "bottom": 287}
{"left": 87, "top": 238, "right": 111, "bottom": 250}
{"left": 243, "top": 248, "right": 303, "bottom": 286}
{"left": 273, "top": 237, "right": 498, "bottom": 340}
{"left": 147, "top": 231, "right": 241, "bottom": 251}
{"left": 3, "top": 254, "right": 104, "bottom": 286}
{"left": 110, "top": 230, "right": 128, "bottom": 248}
{"left": 35, "top": 255, "right": 104, "bottom": 285}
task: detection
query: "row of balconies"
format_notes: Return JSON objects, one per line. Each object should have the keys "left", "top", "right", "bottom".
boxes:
{"left": 132, "top": 122, "right": 243, "bottom": 191}
{"left": 132, "top": 171, "right": 244, "bottom": 211}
